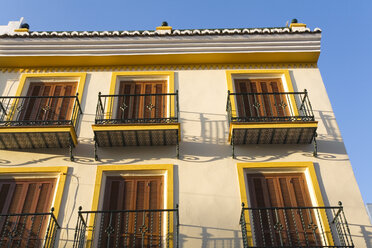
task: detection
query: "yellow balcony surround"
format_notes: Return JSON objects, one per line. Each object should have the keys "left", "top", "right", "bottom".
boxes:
{"left": 0, "top": 73, "right": 86, "bottom": 160}
{"left": 225, "top": 70, "right": 318, "bottom": 158}
{"left": 92, "top": 72, "right": 180, "bottom": 160}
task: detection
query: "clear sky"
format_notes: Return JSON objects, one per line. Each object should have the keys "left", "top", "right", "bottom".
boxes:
{"left": 1, "top": 0, "right": 372, "bottom": 203}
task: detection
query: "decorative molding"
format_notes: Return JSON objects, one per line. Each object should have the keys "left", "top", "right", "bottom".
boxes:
{"left": 0, "top": 63, "right": 318, "bottom": 73}
{"left": 0, "top": 27, "right": 321, "bottom": 38}
{"left": 0, "top": 33, "right": 321, "bottom": 59}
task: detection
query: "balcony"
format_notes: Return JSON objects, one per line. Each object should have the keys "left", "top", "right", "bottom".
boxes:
{"left": 0, "top": 95, "right": 82, "bottom": 160}
{"left": 92, "top": 91, "right": 180, "bottom": 160}
{"left": 226, "top": 90, "right": 318, "bottom": 157}
{"left": 239, "top": 202, "right": 354, "bottom": 248}
{"left": 73, "top": 206, "right": 179, "bottom": 248}
{"left": 0, "top": 209, "right": 60, "bottom": 248}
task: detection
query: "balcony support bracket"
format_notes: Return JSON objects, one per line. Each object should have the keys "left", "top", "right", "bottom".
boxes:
{"left": 313, "top": 132, "right": 318, "bottom": 157}
{"left": 232, "top": 130, "right": 235, "bottom": 159}
{"left": 69, "top": 137, "right": 74, "bottom": 161}
{"left": 94, "top": 136, "right": 99, "bottom": 161}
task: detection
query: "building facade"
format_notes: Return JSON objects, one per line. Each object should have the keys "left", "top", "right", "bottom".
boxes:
{"left": 0, "top": 19, "right": 370, "bottom": 247}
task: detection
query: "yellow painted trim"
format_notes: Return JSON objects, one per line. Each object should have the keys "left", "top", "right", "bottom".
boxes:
{"left": 92, "top": 123, "right": 181, "bottom": 140}
{"left": 156, "top": 26, "right": 172, "bottom": 30}
{"left": 14, "top": 28, "right": 29, "bottom": 32}
{"left": 290, "top": 23, "right": 307, "bottom": 28}
{"left": 92, "top": 123, "right": 180, "bottom": 131}
{"left": 108, "top": 71, "right": 175, "bottom": 119}
{"left": 0, "top": 63, "right": 319, "bottom": 73}
{"left": 226, "top": 70, "right": 299, "bottom": 119}
{"left": 88, "top": 164, "right": 174, "bottom": 247}
{"left": 15, "top": 73, "right": 87, "bottom": 103}
{"left": 0, "top": 166, "right": 68, "bottom": 220}
{"left": 0, "top": 126, "right": 78, "bottom": 145}
{"left": 237, "top": 162, "right": 334, "bottom": 246}
{"left": 0, "top": 52, "right": 320, "bottom": 68}
{"left": 231, "top": 121, "right": 318, "bottom": 129}
{"left": 228, "top": 121, "right": 317, "bottom": 142}
{"left": 9, "top": 73, "right": 86, "bottom": 129}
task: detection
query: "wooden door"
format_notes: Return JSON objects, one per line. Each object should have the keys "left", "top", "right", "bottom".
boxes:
{"left": 234, "top": 79, "right": 288, "bottom": 119}
{"left": 0, "top": 179, "right": 56, "bottom": 247}
{"left": 247, "top": 173, "right": 321, "bottom": 247}
{"left": 20, "top": 82, "right": 77, "bottom": 123}
{"left": 117, "top": 81, "right": 166, "bottom": 122}
{"left": 101, "top": 176, "right": 163, "bottom": 247}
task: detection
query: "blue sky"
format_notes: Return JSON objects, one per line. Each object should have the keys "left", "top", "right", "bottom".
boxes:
{"left": 1, "top": 0, "right": 372, "bottom": 203}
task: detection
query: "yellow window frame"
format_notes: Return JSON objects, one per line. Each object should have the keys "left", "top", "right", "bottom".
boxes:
{"left": 107, "top": 71, "right": 175, "bottom": 119}
{"left": 88, "top": 164, "right": 175, "bottom": 247}
{"left": 10, "top": 73, "right": 87, "bottom": 126}
{"left": 236, "top": 161, "right": 334, "bottom": 246}
{"left": 226, "top": 70, "right": 299, "bottom": 119}
{"left": 0, "top": 166, "right": 68, "bottom": 220}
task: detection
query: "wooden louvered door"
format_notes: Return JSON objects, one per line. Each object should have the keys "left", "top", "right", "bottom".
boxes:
{"left": 235, "top": 79, "right": 288, "bottom": 119}
{"left": 20, "top": 82, "right": 77, "bottom": 123}
{"left": 247, "top": 173, "right": 321, "bottom": 247}
{"left": 0, "top": 179, "right": 56, "bottom": 248}
{"left": 117, "top": 81, "right": 166, "bottom": 122}
{"left": 102, "top": 176, "right": 163, "bottom": 247}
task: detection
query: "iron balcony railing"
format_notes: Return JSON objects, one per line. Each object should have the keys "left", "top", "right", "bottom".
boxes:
{"left": 0, "top": 208, "right": 60, "bottom": 248}
{"left": 239, "top": 202, "right": 354, "bottom": 248}
{"left": 0, "top": 94, "right": 82, "bottom": 129}
{"left": 73, "top": 206, "right": 179, "bottom": 248}
{"left": 226, "top": 90, "right": 314, "bottom": 123}
{"left": 95, "top": 91, "right": 179, "bottom": 125}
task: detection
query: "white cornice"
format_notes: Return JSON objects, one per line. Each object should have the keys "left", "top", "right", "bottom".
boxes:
{"left": 0, "top": 33, "right": 321, "bottom": 57}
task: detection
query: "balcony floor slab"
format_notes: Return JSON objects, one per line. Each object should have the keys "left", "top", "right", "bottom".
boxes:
{"left": 229, "top": 122, "right": 317, "bottom": 145}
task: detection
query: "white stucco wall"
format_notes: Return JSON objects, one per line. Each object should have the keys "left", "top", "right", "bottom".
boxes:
{"left": 0, "top": 67, "right": 370, "bottom": 247}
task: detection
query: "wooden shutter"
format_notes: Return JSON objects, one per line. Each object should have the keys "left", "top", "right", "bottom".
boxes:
{"left": 0, "top": 179, "right": 55, "bottom": 214}
{"left": 20, "top": 83, "right": 45, "bottom": 121}
{"left": 20, "top": 82, "right": 77, "bottom": 122}
{"left": 234, "top": 78, "right": 288, "bottom": 118}
{"left": 0, "top": 179, "right": 56, "bottom": 247}
{"left": 117, "top": 81, "right": 166, "bottom": 121}
{"left": 247, "top": 173, "right": 319, "bottom": 246}
{"left": 102, "top": 176, "right": 163, "bottom": 247}
{"left": 103, "top": 176, "right": 163, "bottom": 211}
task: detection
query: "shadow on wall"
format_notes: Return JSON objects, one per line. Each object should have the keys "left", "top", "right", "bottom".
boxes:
{"left": 179, "top": 224, "right": 241, "bottom": 248}
{"left": 0, "top": 107, "right": 350, "bottom": 165}
{"left": 57, "top": 167, "right": 82, "bottom": 248}
{"left": 313, "top": 163, "right": 372, "bottom": 248}
{"left": 180, "top": 111, "right": 228, "bottom": 145}
{"left": 0, "top": 137, "right": 179, "bottom": 166}
{"left": 315, "top": 110, "right": 342, "bottom": 140}
{"left": 348, "top": 224, "right": 372, "bottom": 248}
{"left": 0, "top": 75, "right": 19, "bottom": 97}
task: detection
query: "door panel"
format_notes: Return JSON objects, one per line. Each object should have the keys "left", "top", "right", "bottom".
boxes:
{"left": 0, "top": 179, "right": 56, "bottom": 248}
{"left": 20, "top": 82, "right": 77, "bottom": 123}
{"left": 247, "top": 173, "right": 321, "bottom": 247}
{"left": 235, "top": 79, "right": 289, "bottom": 119}
{"left": 117, "top": 81, "right": 166, "bottom": 122}
{"left": 102, "top": 176, "right": 163, "bottom": 247}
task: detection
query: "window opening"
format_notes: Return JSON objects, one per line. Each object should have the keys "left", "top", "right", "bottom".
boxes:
{"left": 247, "top": 173, "right": 322, "bottom": 247}
{"left": 19, "top": 82, "right": 77, "bottom": 123}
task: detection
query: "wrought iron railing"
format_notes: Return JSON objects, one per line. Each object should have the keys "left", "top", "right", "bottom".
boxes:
{"left": 0, "top": 208, "right": 60, "bottom": 248}
{"left": 226, "top": 90, "right": 314, "bottom": 123}
{"left": 73, "top": 206, "right": 179, "bottom": 248}
{"left": 95, "top": 91, "right": 179, "bottom": 124}
{"left": 239, "top": 202, "right": 354, "bottom": 248}
{"left": 0, "top": 94, "right": 82, "bottom": 129}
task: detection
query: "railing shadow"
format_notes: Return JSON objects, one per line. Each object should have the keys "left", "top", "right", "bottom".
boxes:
{"left": 0, "top": 108, "right": 351, "bottom": 165}
{"left": 179, "top": 224, "right": 241, "bottom": 248}
{"left": 348, "top": 224, "right": 372, "bottom": 248}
